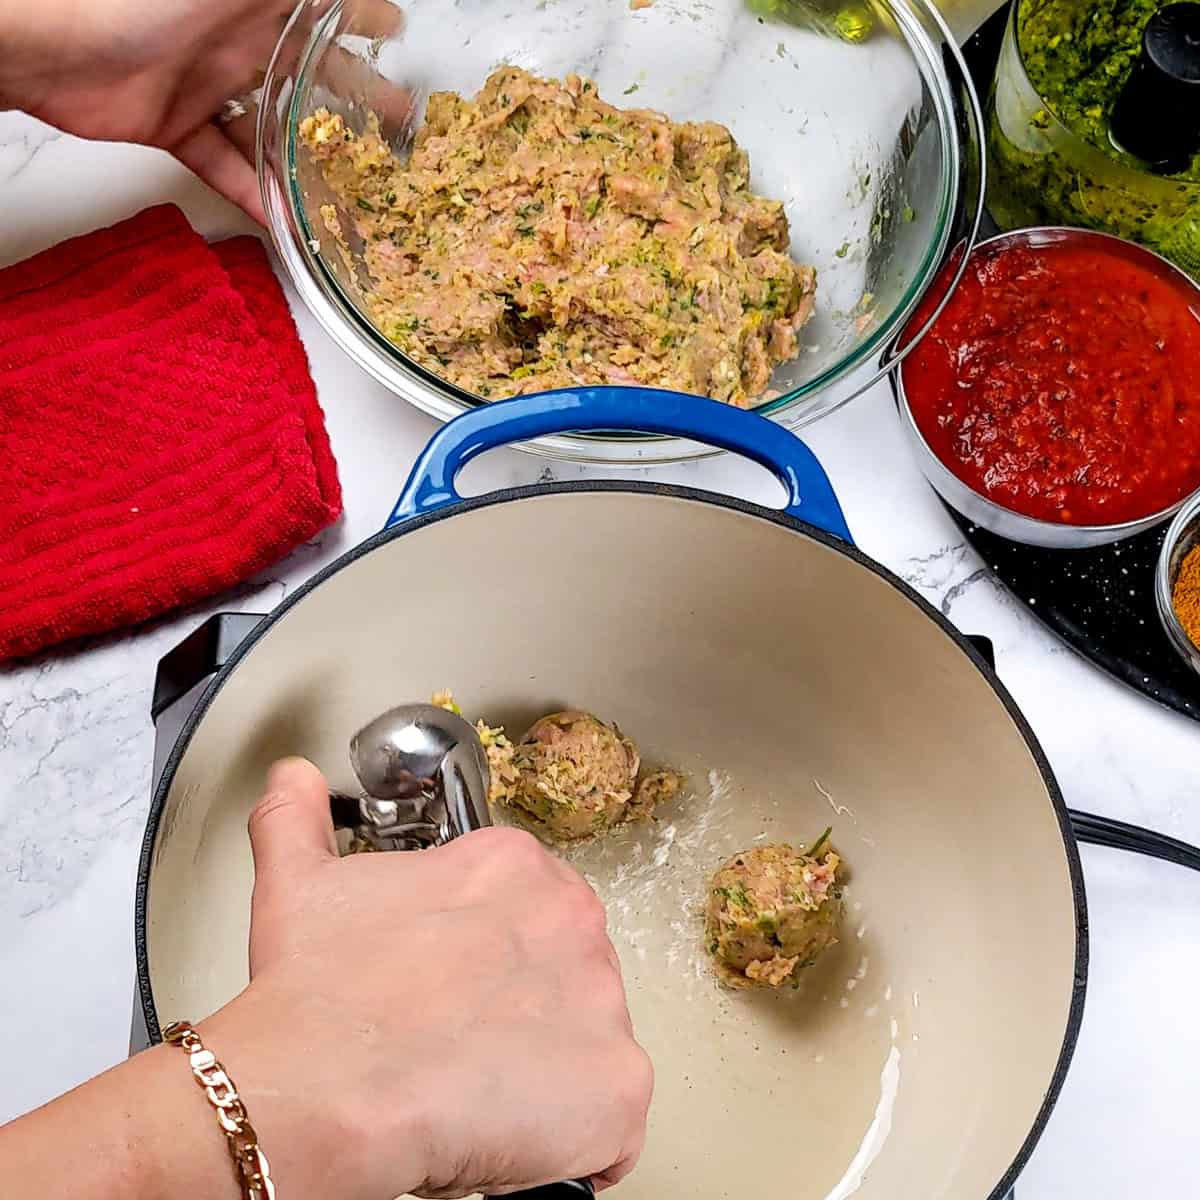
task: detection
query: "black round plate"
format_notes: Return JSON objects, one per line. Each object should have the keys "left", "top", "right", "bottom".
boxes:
{"left": 939, "top": 3, "right": 1200, "bottom": 722}
{"left": 907, "top": 4, "right": 1200, "bottom": 720}
{"left": 946, "top": 507, "right": 1200, "bottom": 719}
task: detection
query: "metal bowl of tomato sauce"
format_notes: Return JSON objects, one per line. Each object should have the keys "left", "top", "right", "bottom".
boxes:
{"left": 894, "top": 226, "right": 1200, "bottom": 549}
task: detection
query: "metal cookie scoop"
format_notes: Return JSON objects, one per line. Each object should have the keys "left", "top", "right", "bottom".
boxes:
{"left": 330, "top": 702, "right": 491, "bottom": 849}
{"left": 327, "top": 702, "right": 595, "bottom": 1200}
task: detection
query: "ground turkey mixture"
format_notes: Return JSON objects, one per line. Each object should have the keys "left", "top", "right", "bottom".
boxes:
{"left": 433, "top": 698, "right": 682, "bottom": 841}
{"left": 431, "top": 690, "right": 521, "bottom": 808}
{"left": 299, "top": 67, "right": 817, "bottom": 406}
{"left": 512, "top": 710, "right": 685, "bottom": 840}
{"left": 705, "top": 834, "right": 843, "bottom": 988}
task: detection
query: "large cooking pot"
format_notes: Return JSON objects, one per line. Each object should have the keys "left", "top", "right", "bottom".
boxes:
{"left": 136, "top": 390, "right": 1087, "bottom": 1199}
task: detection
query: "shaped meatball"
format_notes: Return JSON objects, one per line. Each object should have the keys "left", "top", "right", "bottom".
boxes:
{"left": 705, "top": 834, "right": 842, "bottom": 988}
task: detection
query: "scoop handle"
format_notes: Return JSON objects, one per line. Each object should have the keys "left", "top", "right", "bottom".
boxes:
{"left": 486, "top": 1180, "right": 596, "bottom": 1200}
{"left": 385, "top": 387, "right": 852, "bottom": 543}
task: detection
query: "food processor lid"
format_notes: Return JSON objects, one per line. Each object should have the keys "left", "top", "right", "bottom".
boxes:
{"left": 1111, "top": 2, "right": 1200, "bottom": 174}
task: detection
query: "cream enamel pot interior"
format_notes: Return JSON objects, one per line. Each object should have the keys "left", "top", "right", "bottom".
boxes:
{"left": 137, "top": 390, "right": 1085, "bottom": 1200}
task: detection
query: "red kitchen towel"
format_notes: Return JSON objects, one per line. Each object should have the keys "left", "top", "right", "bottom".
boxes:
{"left": 0, "top": 204, "right": 342, "bottom": 663}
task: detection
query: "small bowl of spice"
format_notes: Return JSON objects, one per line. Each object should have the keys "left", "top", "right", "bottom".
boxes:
{"left": 896, "top": 226, "right": 1200, "bottom": 548}
{"left": 1157, "top": 491, "right": 1200, "bottom": 674}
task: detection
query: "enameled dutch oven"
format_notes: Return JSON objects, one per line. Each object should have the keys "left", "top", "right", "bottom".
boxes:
{"left": 136, "top": 390, "right": 1086, "bottom": 1200}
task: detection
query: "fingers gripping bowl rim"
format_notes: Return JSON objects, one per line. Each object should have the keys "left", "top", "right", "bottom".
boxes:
{"left": 257, "top": 0, "right": 986, "bottom": 463}
{"left": 137, "top": 393, "right": 1086, "bottom": 1200}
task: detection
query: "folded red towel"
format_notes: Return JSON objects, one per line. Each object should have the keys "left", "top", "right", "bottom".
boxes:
{"left": 0, "top": 204, "right": 343, "bottom": 663}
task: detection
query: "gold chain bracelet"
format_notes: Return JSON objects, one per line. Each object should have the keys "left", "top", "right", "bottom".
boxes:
{"left": 163, "top": 1020, "right": 277, "bottom": 1200}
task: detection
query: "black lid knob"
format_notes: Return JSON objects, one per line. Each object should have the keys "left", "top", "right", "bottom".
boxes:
{"left": 1110, "top": 3, "right": 1200, "bottom": 174}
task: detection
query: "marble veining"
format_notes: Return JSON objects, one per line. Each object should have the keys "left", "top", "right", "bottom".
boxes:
{"left": 1, "top": 111, "right": 1199, "bottom": 1200}
{"left": 0, "top": 114, "right": 61, "bottom": 181}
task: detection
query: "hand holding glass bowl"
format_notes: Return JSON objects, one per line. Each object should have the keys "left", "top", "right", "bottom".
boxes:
{"left": 257, "top": 0, "right": 983, "bottom": 463}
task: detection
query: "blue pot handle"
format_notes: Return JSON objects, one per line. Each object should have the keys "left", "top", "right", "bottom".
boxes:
{"left": 387, "top": 388, "right": 852, "bottom": 543}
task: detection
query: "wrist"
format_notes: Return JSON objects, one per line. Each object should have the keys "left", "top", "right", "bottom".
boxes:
{"left": 196, "top": 983, "right": 430, "bottom": 1200}
{"left": 136, "top": 1042, "right": 245, "bottom": 1200}
{"left": 0, "top": 1036, "right": 239, "bottom": 1200}
{"left": 159, "top": 1021, "right": 276, "bottom": 1200}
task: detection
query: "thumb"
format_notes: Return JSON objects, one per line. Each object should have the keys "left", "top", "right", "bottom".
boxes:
{"left": 248, "top": 756, "right": 338, "bottom": 881}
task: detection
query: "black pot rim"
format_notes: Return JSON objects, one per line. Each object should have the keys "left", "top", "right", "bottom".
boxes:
{"left": 135, "top": 478, "right": 1088, "bottom": 1200}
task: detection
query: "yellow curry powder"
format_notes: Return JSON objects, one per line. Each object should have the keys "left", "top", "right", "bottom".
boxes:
{"left": 1172, "top": 545, "right": 1200, "bottom": 648}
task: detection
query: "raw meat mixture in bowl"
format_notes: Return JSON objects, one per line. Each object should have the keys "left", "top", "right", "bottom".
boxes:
{"left": 301, "top": 68, "right": 818, "bottom": 407}
{"left": 261, "top": 0, "right": 982, "bottom": 460}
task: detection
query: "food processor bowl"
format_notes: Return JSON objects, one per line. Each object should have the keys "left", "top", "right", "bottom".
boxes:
{"left": 259, "top": 0, "right": 984, "bottom": 463}
{"left": 987, "top": 0, "right": 1200, "bottom": 277}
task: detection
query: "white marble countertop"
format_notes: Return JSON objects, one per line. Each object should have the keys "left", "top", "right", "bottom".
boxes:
{"left": 2, "top": 114, "right": 1198, "bottom": 1199}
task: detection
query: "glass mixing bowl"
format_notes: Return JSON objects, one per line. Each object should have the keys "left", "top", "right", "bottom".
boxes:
{"left": 259, "top": 0, "right": 984, "bottom": 463}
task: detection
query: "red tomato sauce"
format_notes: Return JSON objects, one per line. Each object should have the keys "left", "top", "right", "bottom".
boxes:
{"left": 901, "top": 237, "right": 1200, "bottom": 526}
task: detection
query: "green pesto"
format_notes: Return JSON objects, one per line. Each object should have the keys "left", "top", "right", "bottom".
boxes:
{"left": 1021, "top": 0, "right": 1200, "bottom": 178}
{"left": 986, "top": 0, "right": 1200, "bottom": 274}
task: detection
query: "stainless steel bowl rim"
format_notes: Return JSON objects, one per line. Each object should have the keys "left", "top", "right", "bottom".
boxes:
{"left": 896, "top": 225, "right": 1200, "bottom": 546}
